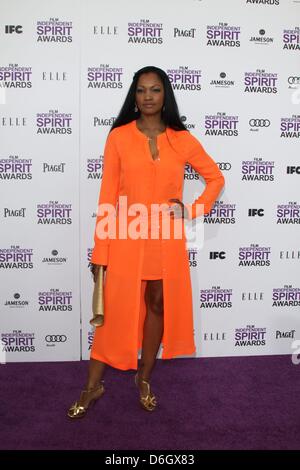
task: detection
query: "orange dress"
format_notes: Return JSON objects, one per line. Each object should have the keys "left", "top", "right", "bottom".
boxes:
{"left": 141, "top": 235, "right": 163, "bottom": 279}
{"left": 90, "top": 119, "right": 225, "bottom": 370}
{"left": 141, "top": 154, "right": 163, "bottom": 280}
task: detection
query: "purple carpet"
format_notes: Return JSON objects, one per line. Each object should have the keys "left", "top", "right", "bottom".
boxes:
{"left": 1, "top": 355, "right": 300, "bottom": 450}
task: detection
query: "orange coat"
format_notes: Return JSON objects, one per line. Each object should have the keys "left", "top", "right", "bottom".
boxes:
{"left": 90, "top": 119, "right": 225, "bottom": 370}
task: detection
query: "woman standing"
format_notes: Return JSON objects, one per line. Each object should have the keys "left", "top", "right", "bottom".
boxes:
{"left": 67, "top": 66, "right": 225, "bottom": 418}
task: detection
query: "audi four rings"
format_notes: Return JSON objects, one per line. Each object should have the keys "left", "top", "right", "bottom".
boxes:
{"left": 217, "top": 162, "right": 231, "bottom": 171}
{"left": 249, "top": 119, "right": 271, "bottom": 127}
{"left": 45, "top": 335, "right": 67, "bottom": 342}
{"left": 288, "top": 76, "right": 300, "bottom": 84}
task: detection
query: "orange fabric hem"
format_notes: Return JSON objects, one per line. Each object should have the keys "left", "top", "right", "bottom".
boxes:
{"left": 90, "top": 346, "right": 197, "bottom": 371}
{"left": 90, "top": 351, "right": 138, "bottom": 371}
{"left": 141, "top": 276, "right": 163, "bottom": 280}
{"left": 161, "top": 346, "right": 197, "bottom": 360}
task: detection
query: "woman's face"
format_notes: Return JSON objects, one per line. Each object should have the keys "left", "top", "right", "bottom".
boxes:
{"left": 135, "top": 72, "right": 165, "bottom": 116}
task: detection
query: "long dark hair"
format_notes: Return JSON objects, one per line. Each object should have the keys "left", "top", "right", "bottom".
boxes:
{"left": 110, "top": 66, "right": 187, "bottom": 133}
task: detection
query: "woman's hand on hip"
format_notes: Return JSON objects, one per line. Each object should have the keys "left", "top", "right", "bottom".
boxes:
{"left": 167, "top": 198, "right": 189, "bottom": 219}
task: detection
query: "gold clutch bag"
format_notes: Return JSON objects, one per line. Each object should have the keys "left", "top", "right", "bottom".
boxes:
{"left": 90, "top": 265, "right": 105, "bottom": 327}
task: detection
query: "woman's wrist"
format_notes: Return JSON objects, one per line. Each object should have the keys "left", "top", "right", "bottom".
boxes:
{"left": 168, "top": 198, "right": 189, "bottom": 219}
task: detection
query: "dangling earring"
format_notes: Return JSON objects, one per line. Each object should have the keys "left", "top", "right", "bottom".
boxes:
{"left": 162, "top": 105, "right": 165, "bottom": 112}
{"left": 134, "top": 103, "right": 138, "bottom": 112}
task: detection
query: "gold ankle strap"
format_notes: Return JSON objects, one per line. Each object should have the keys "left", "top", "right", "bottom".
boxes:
{"left": 82, "top": 380, "right": 104, "bottom": 393}
{"left": 136, "top": 373, "right": 150, "bottom": 383}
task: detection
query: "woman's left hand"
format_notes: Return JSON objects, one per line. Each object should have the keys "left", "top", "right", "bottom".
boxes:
{"left": 167, "top": 198, "right": 189, "bottom": 219}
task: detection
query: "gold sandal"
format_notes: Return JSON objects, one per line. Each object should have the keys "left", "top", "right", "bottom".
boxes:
{"left": 134, "top": 373, "right": 157, "bottom": 412}
{"left": 67, "top": 380, "right": 105, "bottom": 419}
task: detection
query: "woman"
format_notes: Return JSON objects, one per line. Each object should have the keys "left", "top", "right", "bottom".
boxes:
{"left": 67, "top": 66, "right": 225, "bottom": 418}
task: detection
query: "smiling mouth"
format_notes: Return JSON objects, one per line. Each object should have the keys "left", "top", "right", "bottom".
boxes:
{"left": 143, "top": 103, "right": 154, "bottom": 107}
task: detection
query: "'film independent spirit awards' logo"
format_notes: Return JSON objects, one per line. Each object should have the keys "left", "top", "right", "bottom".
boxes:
{"left": 87, "top": 65, "right": 123, "bottom": 89}
{"left": 36, "top": 110, "right": 72, "bottom": 134}
{"left": 235, "top": 325, "right": 266, "bottom": 347}
{"left": 205, "top": 113, "right": 239, "bottom": 136}
{"left": 87, "top": 156, "right": 103, "bottom": 180}
{"left": 0, "top": 246, "right": 33, "bottom": 269}
{"left": 200, "top": 287, "right": 233, "bottom": 309}
{"left": 283, "top": 26, "right": 300, "bottom": 51}
{"left": 206, "top": 22, "right": 241, "bottom": 47}
{"left": 244, "top": 69, "right": 278, "bottom": 94}
{"left": 238, "top": 244, "right": 271, "bottom": 267}
{"left": 87, "top": 248, "right": 93, "bottom": 266}
{"left": 128, "top": 19, "right": 163, "bottom": 44}
{"left": 246, "top": 0, "right": 279, "bottom": 6}
{"left": 88, "top": 330, "right": 94, "bottom": 350}
{"left": 272, "top": 285, "right": 300, "bottom": 308}
{"left": 1, "top": 331, "right": 35, "bottom": 353}
{"left": 36, "top": 201, "right": 72, "bottom": 224}
{"left": 36, "top": 18, "right": 73, "bottom": 43}
{"left": 187, "top": 247, "right": 199, "bottom": 268}
{"left": 276, "top": 202, "right": 300, "bottom": 224}
{"left": 241, "top": 158, "right": 275, "bottom": 181}
{"left": 0, "top": 64, "right": 32, "bottom": 88}
{"left": 38, "top": 289, "right": 73, "bottom": 311}
{"left": 0, "top": 156, "right": 32, "bottom": 180}
{"left": 204, "top": 201, "right": 236, "bottom": 224}
{"left": 280, "top": 116, "right": 300, "bottom": 138}
{"left": 166, "top": 67, "right": 202, "bottom": 91}
{"left": 184, "top": 162, "right": 200, "bottom": 181}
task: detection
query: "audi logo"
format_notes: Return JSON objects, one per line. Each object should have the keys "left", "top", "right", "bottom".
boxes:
{"left": 249, "top": 119, "right": 271, "bottom": 127}
{"left": 217, "top": 162, "right": 231, "bottom": 171}
{"left": 45, "top": 335, "right": 67, "bottom": 343}
{"left": 288, "top": 76, "right": 300, "bottom": 85}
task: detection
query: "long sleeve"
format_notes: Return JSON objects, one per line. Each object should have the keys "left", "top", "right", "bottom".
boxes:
{"left": 90, "top": 130, "right": 121, "bottom": 265}
{"left": 184, "top": 133, "right": 225, "bottom": 220}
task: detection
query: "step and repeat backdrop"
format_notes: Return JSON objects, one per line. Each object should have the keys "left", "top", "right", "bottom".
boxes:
{"left": 1, "top": 0, "right": 299, "bottom": 363}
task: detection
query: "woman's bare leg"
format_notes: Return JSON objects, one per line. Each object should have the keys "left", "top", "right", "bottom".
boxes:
{"left": 86, "top": 358, "right": 106, "bottom": 389}
{"left": 137, "top": 279, "right": 164, "bottom": 396}
{"left": 76, "top": 358, "right": 106, "bottom": 407}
